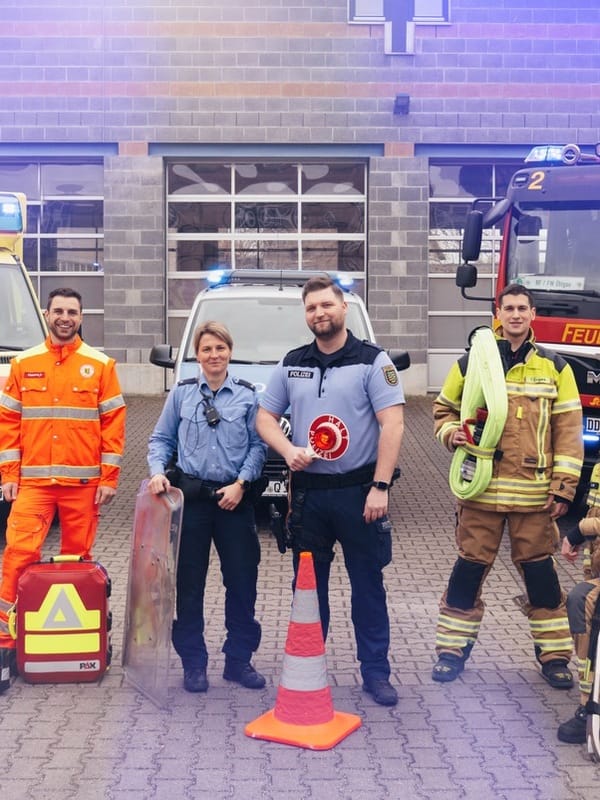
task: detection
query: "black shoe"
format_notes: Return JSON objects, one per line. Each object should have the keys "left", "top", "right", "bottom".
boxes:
{"left": 223, "top": 660, "right": 266, "bottom": 689}
{"left": 557, "top": 705, "right": 587, "bottom": 744}
{"left": 362, "top": 678, "right": 398, "bottom": 706}
{"left": 540, "top": 659, "right": 573, "bottom": 689}
{"left": 432, "top": 653, "right": 465, "bottom": 683}
{"left": 0, "top": 647, "right": 16, "bottom": 694}
{"left": 183, "top": 667, "right": 208, "bottom": 693}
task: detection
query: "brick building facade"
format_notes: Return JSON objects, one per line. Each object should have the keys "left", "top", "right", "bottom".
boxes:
{"left": 0, "top": 1, "right": 598, "bottom": 394}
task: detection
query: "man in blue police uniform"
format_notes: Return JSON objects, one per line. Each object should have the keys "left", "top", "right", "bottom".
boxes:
{"left": 256, "top": 275, "right": 405, "bottom": 706}
{"left": 147, "top": 321, "right": 267, "bottom": 694}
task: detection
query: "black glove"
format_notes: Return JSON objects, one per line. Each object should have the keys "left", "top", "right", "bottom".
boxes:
{"left": 566, "top": 524, "right": 585, "bottom": 547}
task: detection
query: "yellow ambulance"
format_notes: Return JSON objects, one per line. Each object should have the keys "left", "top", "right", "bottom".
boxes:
{"left": 0, "top": 192, "right": 47, "bottom": 528}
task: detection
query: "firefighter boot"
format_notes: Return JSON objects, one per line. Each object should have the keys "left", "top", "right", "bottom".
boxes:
{"left": 0, "top": 647, "right": 16, "bottom": 694}
{"left": 557, "top": 705, "right": 587, "bottom": 744}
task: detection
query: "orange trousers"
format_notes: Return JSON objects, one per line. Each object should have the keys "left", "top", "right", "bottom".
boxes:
{"left": 0, "top": 484, "right": 99, "bottom": 648}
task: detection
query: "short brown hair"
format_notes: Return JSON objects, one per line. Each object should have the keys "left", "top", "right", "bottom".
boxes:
{"left": 301, "top": 275, "right": 344, "bottom": 303}
{"left": 192, "top": 320, "right": 233, "bottom": 354}
{"left": 47, "top": 287, "right": 83, "bottom": 312}
{"left": 497, "top": 283, "right": 535, "bottom": 309}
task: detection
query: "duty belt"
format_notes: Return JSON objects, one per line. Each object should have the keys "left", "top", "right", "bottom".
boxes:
{"left": 292, "top": 463, "right": 376, "bottom": 490}
{"left": 169, "top": 467, "right": 229, "bottom": 501}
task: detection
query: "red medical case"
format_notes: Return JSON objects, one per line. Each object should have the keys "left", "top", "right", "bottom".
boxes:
{"left": 15, "top": 555, "right": 112, "bottom": 684}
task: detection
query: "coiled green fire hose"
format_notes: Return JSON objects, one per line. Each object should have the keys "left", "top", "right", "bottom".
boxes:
{"left": 449, "top": 326, "right": 508, "bottom": 500}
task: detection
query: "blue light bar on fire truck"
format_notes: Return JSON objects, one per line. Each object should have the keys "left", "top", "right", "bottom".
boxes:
{"left": 524, "top": 146, "right": 566, "bottom": 164}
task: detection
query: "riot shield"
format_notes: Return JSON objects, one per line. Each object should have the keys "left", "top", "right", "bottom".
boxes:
{"left": 122, "top": 479, "right": 183, "bottom": 708}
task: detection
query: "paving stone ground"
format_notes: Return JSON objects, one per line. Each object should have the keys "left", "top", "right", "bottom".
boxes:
{"left": 0, "top": 394, "right": 597, "bottom": 799}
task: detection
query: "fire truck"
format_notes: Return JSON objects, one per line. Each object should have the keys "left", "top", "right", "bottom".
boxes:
{"left": 0, "top": 191, "right": 47, "bottom": 531}
{"left": 456, "top": 143, "right": 600, "bottom": 493}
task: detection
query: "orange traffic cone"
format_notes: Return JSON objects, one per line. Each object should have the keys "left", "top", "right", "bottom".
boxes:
{"left": 245, "top": 551, "right": 361, "bottom": 750}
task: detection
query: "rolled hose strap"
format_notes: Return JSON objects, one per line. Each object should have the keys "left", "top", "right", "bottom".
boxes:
{"left": 449, "top": 326, "right": 508, "bottom": 500}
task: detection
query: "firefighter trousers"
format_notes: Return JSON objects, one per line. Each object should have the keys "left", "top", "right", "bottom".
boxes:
{"left": 435, "top": 505, "right": 571, "bottom": 665}
{"left": 566, "top": 578, "right": 600, "bottom": 704}
{"left": 0, "top": 484, "right": 100, "bottom": 648}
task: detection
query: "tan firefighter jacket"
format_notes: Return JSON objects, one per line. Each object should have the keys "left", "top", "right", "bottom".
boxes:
{"left": 434, "top": 329, "right": 583, "bottom": 512}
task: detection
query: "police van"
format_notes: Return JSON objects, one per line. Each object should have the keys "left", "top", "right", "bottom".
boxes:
{"left": 149, "top": 269, "right": 410, "bottom": 509}
{"left": 0, "top": 192, "right": 48, "bottom": 530}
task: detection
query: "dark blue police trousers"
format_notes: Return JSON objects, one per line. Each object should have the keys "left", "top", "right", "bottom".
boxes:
{"left": 172, "top": 495, "right": 261, "bottom": 670}
{"left": 291, "top": 484, "right": 393, "bottom": 682}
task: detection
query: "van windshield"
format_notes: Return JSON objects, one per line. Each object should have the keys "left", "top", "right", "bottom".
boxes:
{"left": 184, "top": 295, "right": 371, "bottom": 363}
{"left": 0, "top": 261, "right": 46, "bottom": 350}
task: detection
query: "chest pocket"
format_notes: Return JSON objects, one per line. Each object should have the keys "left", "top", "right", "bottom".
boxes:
{"left": 20, "top": 377, "right": 49, "bottom": 412}
{"left": 220, "top": 407, "right": 249, "bottom": 451}
{"left": 70, "top": 382, "right": 100, "bottom": 405}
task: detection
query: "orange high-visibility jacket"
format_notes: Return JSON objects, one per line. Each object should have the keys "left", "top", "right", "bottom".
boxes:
{"left": 0, "top": 335, "right": 126, "bottom": 488}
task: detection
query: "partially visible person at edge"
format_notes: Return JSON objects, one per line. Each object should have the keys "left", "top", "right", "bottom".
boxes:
{"left": 558, "top": 462, "right": 600, "bottom": 743}
{"left": 147, "top": 321, "right": 267, "bottom": 694}
{"left": 431, "top": 283, "right": 583, "bottom": 688}
{"left": 0, "top": 288, "right": 126, "bottom": 693}
{"left": 255, "top": 275, "right": 405, "bottom": 707}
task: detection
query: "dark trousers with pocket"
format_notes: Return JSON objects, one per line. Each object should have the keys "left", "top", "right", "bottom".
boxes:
{"left": 289, "top": 483, "right": 393, "bottom": 683}
{"left": 172, "top": 495, "right": 261, "bottom": 670}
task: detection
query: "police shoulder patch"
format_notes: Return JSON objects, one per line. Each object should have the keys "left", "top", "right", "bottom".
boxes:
{"left": 382, "top": 365, "right": 398, "bottom": 386}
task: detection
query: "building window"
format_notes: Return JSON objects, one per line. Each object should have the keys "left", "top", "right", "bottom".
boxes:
{"left": 348, "top": 0, "right": 385, "bottom": 23}
{"left": 426, "top": 158, "right": 521, "bottom": 390}
{"left": 167, "top": 161, "right": 367, "bottom": 276}
{"left": 166, "top": 160, "right": 368, "bottom": 327}
{"left": 348, "top": 0, "right": 449, "bottom": 24}
{"left": 428, "top": 161, "right": 519, "bottom": 274}
{"left": 414, "top": 1, "right": 449, "bottom": 23}
{"left": 0, "top": 160, "right": 105, "bottom": 346}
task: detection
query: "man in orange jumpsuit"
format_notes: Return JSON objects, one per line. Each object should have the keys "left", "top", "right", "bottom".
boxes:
{"left": 0, "top": 287, "right": 126, "bottom": 693}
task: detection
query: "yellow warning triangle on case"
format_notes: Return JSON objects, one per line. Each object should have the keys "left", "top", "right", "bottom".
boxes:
{"left": 24, "top": 583, "right": 100, "bottom": 631}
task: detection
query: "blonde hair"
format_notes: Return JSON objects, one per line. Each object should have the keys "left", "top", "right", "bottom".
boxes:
{"left": 192, "top": 320, "right": 233, "bottom": 354}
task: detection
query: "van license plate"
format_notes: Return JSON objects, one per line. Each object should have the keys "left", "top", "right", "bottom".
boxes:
{"left": 263, "top": 480, "right": 286, "bottom": 497}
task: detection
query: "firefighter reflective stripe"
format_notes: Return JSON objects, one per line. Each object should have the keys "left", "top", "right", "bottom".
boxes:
{"left": 554, "top": 455, "right": 585, "bottom": 479}
{"left": 578, "top": 656, "right": 593, "bottom": 696}
{"left": 584, "top": 545, "right": 592, "bottom": 576}
{"left": 529, "top": 616, "right": 572, "bottom": 654}
{"left": 587, "top": 464, "right": 600, "bottom": 508}
{"left": 505, "top": 382, "right": 557, "bottom": 399}
{"left": 23, "top": 583, "right": 100, "bottom": 655}
{"left": 467, "top": 478, "right": 550, "bottom": 507}
{"left": 436, "top": 613, "right": 480, "bottom": 650}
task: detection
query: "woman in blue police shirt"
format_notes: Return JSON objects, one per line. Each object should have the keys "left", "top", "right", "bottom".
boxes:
{"left": 147, "top": 321, "right": 267, "bottom": 693}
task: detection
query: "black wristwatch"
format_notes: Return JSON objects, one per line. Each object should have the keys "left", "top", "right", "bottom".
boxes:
{"left": 371, "top": 480, "right": 390, "bottom": 491}
{"left": 236, "top": 478, "right": 249, "bottom": 490}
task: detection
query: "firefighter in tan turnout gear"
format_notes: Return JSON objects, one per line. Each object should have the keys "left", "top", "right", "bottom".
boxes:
{"left": 558, "top": 462, "right": 600, "bottom": 744}
{"left": 432, "top": 284, "right": 583, "bottom": 687}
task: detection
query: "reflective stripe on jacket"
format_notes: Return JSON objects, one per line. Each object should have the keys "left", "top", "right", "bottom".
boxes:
{"left": 0, "top": 335, "right": 126, "bottom": 488}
